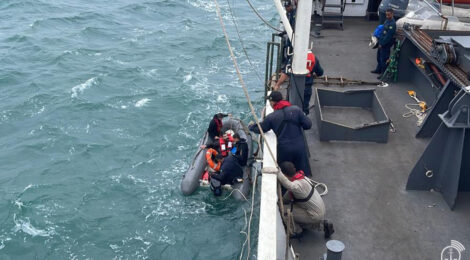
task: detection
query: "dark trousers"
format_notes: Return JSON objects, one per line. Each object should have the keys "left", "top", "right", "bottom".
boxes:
{"left": 375, "top": 46, "right": 391, "bottom": 74}
{"left": 278, "top": 141, "right": 311, "bottom": 176}
{"left": 303, "top": 84, "right": 313, "bottom": 114}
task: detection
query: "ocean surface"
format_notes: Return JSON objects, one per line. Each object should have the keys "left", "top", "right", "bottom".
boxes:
{"left": 0, "top": 0, "right": 276, "bottom": 259}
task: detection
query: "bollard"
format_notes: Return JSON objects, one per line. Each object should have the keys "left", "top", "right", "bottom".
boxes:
{"left": 323, "top": 240, "right": 345, "bottom": 260}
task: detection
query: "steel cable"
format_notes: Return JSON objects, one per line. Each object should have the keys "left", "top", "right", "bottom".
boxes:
{"left": 244, "top": 0, "right": 283, "bottom": 32}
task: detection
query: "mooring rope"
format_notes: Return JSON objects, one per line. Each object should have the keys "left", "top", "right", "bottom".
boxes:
{"left": 244, "top": 0, "right": 283, "bottom": 32}
{"left": 212, "top": 1, "right": 327, "bottom": 259}
{"left": 213, "top": 1, "right": 280, "bottom": 259}
{"left": 226, "top": 0, "right": 265, "bottom": 86}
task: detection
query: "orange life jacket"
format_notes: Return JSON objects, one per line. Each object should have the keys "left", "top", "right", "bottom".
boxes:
{"left": 205, "top": 148, "right": 221, "bottom": 171}
{"left": 306, "top": 52, "right": 316, "bottom": 77}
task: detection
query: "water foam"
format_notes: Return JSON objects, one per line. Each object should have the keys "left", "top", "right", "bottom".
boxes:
{"left": 23, "top": 184, "right": 35, "bottom": 192}
{"left": 183, "top": 73, "right": 192, "bottom": 83}
{"left": 13, "top": 215, "right": 54, "bottom": 237}
{"left": 71, "top": 77, "right": 97, "bottom": 98}
{"left": 135, "top": 98, "right": 150, "bottom": 107}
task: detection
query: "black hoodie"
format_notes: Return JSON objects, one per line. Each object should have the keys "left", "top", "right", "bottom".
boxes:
{"left": 234, "top": 138, "right": 248, "bottom": 167}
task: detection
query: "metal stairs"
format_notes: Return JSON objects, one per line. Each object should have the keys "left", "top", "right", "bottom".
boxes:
{"left": 321, "top": 0, "right": 346, "bottom": 30}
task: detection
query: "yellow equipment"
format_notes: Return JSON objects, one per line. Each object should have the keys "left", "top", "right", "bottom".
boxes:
{"left": 407, "top": 91, "right": 427, "bottom": 112}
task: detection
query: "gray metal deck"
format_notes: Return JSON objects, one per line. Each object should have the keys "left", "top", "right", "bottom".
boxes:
{"left": 292, "top": 18, "right": 470, "bottom": 259}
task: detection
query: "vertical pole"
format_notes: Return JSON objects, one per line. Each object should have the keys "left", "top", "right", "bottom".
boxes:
{"left": 291, "top": 0, "right": 312, "bottom": 75}
{"left": 270, "top": 43, "right": 275, "bottom": 83}
{"left": 289, "top": 75, "right": 306, "bottom": 108}
{"left": 451, "top": 0, "right": 455, "bottom": 16}
{"left": 265, "top": 43, "right": 271, "bottom": 98}
{"left": 272, "top": 0, "right": 293, "bottom": 42}
{"left": 288, "top": 0, "right": 312, "bottom": 108}
{"left": 276, "top": 43, "right": 282, "bottom": 81}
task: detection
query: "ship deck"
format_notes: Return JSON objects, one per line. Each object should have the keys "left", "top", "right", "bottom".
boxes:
{"left": 291, "top": 18, "right": 470, "bottom": 259}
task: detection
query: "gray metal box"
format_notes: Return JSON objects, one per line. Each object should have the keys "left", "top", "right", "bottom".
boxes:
{"left": 314, "top": 88, "right": 390, "bottom": 143}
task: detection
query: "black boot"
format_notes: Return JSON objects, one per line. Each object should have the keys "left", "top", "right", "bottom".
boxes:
{"left": 323, "top": 220, "right": 335, "bottom": 239}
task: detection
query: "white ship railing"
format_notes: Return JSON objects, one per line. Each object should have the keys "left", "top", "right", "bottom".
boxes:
{"left": 257, "top": 97, "right": 295, "bottom": 260}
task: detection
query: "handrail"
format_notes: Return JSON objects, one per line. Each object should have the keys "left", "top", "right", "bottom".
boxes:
{"left": 257, "top": 96, "right": 280, "bottom": 260}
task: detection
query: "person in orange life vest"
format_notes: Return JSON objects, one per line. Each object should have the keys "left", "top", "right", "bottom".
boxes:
{"left": 202, "top": 129, "right": 234, "bottom": 157}
{"left": 249, "top": 91, "right": 312, "bottom": 176}
{"left": 279, "top": 161, "right": 334, "bottom": 239}
{"left": 273, "top": 50, "right": 323, "bottom": 114}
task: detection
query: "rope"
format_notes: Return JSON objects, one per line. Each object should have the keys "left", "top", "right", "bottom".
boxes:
{"left": 226, "top": 0, "right": 265, "bottom": 86}
{"left": 222, "top": 188, "right": 249, "bottom": 202}
{"left": 239, "top": 209, "right": 249, "bottom": 260}
{"left": 402, "top": 103, "right": 429, "bottom": 126}
{"left": 245, "top": 166, "right": 259, "bottom": 260}
{"left": 213, "top": 0, "right": 278, "bottom": 175}
{"left": 213, "top": 1, "right": 327, "bottom": 259}
{"left": 213, "top": 2, "right": 278, "bottom": 260}
{"left": 244, "top": 0, "right": 283, "bottom": 32}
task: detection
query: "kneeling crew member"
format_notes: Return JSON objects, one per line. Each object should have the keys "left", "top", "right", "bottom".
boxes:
{"left": 249, "top": 91, "right": 312, "bottom": 176}
{"left": 210, "top": 154, "right": 243, "bottom": 196}
{"left": 279, "top": 161, "right": 334, "bottom": 238}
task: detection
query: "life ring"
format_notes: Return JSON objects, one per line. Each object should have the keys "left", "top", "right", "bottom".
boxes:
{"left": 205, "top": 148, "right": 221, "bottom": 171}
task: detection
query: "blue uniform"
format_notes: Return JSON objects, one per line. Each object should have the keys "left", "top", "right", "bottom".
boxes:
{"left": 249, "top": 105, "right": 312, "bottom": 176}
{"left": 214, "top": 154, "right": 243, "bottom": 185}
{"left": 375, "top": 18, "right": 396, "bottom": 74}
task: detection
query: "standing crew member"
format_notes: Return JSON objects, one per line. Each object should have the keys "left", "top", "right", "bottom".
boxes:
{"left": 304, "top": 50, "right": 323, "bottom": 114}
{"left": 279, "top": 161, "right": 334, "bottom": 238}
{"left": 249, "top": 91, "right": 312, "bottom": 176}
{"left": 274, "top": 51, "right": 323, "bottom": 115}
{"left": 371, "top": 9, "right": 396, "bottom": 77}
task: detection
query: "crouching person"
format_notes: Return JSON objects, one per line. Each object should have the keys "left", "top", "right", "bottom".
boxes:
{"left": 278, "top": 161, "right": 334, "bottom": 239}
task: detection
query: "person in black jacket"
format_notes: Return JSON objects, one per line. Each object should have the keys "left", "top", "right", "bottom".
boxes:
{"left": 249, "top": 91, "right": 312, "bottom": 176}
{"left": 232, "top": 133, "right": 248, "bottom": 167}
{"left": 210, "top": 154, "right": 243, "bottom": 196}
{"left": 207, "top": 113, "right": 228, "bottom": 140}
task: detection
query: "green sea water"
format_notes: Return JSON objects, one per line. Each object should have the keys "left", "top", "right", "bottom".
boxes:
{"left": 0, "top": 0, "right": 275, "bottom": 258}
